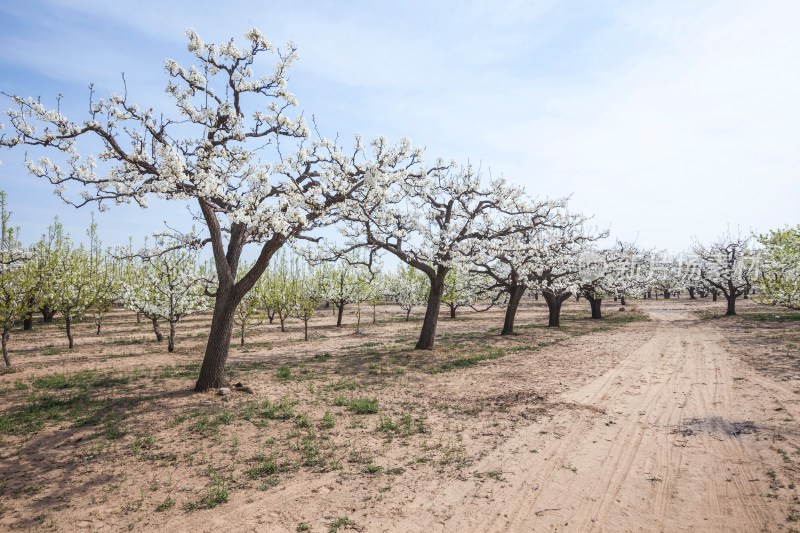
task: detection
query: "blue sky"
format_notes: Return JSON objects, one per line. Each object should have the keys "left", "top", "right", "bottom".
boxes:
{"left": 1, "top": 0, "right": 798, "bottom": 251}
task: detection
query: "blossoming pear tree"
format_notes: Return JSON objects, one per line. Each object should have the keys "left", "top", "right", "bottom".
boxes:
{"left": 122, "top": 244, "right": 211, "bottom": 352}
{"left": 757, "top": 225, "right": 800, "bottom": 310}
{"left": 389, "top": 265, "right": 429, "bottom": 322}
{"left": 232, "top": 261, "right": 266, "bottom": 346}
{"left": 441, "top": 266, "right": 498, "bottom": 319}
{"left": 469, "top": 201, "right": 566, "bottom": 334}
{"left": 340, "top": 163, "right": 548, "bottom": 348}
{"left": 0, "top": 192, "right": 34, "bottom": 367}
{"left": 526, "top": 212, "right": 603, "bottom": 327}
{"left": 46, "top": 235, "right": 96, "bottom": 349}
{"left": 1, "top": 29, "right": 424, "bottom": 391}
{"left": 85, "top": 216, "right": 119, "bottom": 335}
{"left": 576, "top": 241, "right": 642, "bottom": 319}
{"left": 692, "top": 232, "right": 758, "bottom": 316}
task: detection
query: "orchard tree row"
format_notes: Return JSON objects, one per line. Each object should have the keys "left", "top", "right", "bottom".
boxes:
{"left": 1, "top": 29, "right": 797, "bottom": 390}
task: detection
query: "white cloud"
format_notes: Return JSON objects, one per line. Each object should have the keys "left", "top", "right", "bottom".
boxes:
{"left": 0, "top": 0, "right": 797, "bottom": 251}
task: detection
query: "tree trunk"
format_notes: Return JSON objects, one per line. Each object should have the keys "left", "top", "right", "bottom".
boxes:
{"left": 725, "top": 295, "right": 736, "bottom": 316}
{"left": 405, "top": 308, "right": 411, "bottom": 322}
{"left": 168, "top": 321, "right": 176, "bottom": 352}
{"left": 267, "top": 309, "right": 275, "bottom": 324}
{"left": 41, "top": 306, "right": 55, "bottom": 323}
{"left": 195, "top": 287, "right": 240, "bottom": 391}
{"left": 303, "top": 318, "right": 309, "bottom": 341}
{"left": 95, "top": 318, "right": 102, "bottom": 336}
{"left": 23, "top": 312, "right": 33, "bottom": 331}
{"left": 336, "top": 303, "right": 345, "bottom": 327}
{"left": 688, "top": 287, "right": 696, "bottom": 299}
{"left": 501, "top": 285, "right": 526, "bottom": 335}
{"left": 589, "top": 297, "right": 602, "bottom": 319}
{"left": 2, "top": 330, "right": 10, "bottom": 367}
{"left": 65, "top": 314, "right": 74, "bottom": 349}
{"left": 543, "top": 291, "right": 569, "bottom": 327}
{"left": 278, "top": 311, "right": 286, "bottom": 332}
{"left": 711, "top": 289, "right": 718, "bottom": 302}
{"left": 240, "top": 323, "right": 246, "bottom": 346}
{"left": 415, "top": 277, "right": 445, "bottom": 350}
{"left": 152, "top": 317, "right": 163, "bottom": 342}
{"left": 136, "top": 311, "right": 142, "bottom": 323}
{"left": 449, "top": 303, "right": 456, "bottom": 319}
{"left": 663, "top": 289, "right": 671, "bottom": 299}
{"left": 620, "top": 295, "right": 626, "bottom": 306}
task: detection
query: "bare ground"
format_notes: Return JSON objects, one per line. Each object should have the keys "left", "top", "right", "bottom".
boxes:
{"left": 0, "top": 298, "right": 798, "bottom": 532}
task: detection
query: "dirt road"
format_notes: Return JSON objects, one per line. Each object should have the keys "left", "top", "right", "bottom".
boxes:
{"left": 385, "top": 306, "right": 799, "bottom": 532}
{"left": 6, "top": 302, "right": 797, "bottom": 532}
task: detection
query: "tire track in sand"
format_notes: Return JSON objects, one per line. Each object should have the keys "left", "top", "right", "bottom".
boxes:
{"left": 397, "top": 308, "right": 783, "bottom": 532}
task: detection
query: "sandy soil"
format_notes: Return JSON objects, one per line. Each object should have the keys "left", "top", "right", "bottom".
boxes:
{"left": 0, "top": 298, "right": 798, "bottom": 532}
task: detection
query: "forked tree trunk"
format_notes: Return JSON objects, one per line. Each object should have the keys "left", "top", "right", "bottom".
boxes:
{"left": 152, "top": 317, "right": 163, "bottom": 342}
{"left": 168, "top": 321, "right": 176, "bottom": 352}
{"left": 41, "top": 306, "right": 55, "bottom": 323}
{"left": 278, "top": 311, "right": 286, "bottom": 332}
{"left": 588, "top": 297, "right": 602, "bottom": 319}
{"left": 415, "top": 276, "right": 445, "bottom": 350}
{"left": 336, "top": 303, "right": 345, "bottom": 327}
{"left": 195, "top": 287, "right": 240, "bottom": 391}
{"left": 501, "top": 285, "right": 526, "bottom": 335}
{"left": 688, "top": 287, "right": 696, "bottom": 299}
{"left": 725, "top": 295, "right": 736, "bottom": 316}
{"left": 2, "top": 330, "right": 10, "bottom": 367}
{"left": 543, "top": 291, "right": 570, "bottom": 327}
{"left": 65, "top": 314, "right": 74, "bottom": 349}
{"left": 267, "top": 309, "right": 275, "bottom": 324}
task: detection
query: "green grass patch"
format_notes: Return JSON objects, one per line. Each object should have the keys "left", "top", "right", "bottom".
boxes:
{"left": 321, "top": 411, "right": 335, "bottom": 429}
{"left": 361, "top": 463, "right": 383, "bottom": 474}
{"left": 745, "top": 311, "right": 800, "bottom": 322}
{"left": 203, "top": 473, "right": 230, "bottom": 508}
{"left": 329, "top": 516, "right": 351, "bottom": 533}
{"left": 348, "top": 398, "right": 379, "bottom": 414}
{"left": 155, "top": 497, "right": 175, "bottom": 512}
{"left": 435, "top": 348, "right": 506, "bottom": 373}
{"left": 259, "top": 399, "right": 295, "bottom": 420}
{"left": 246, "top": 453, "right": 279, "bottom": 479}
